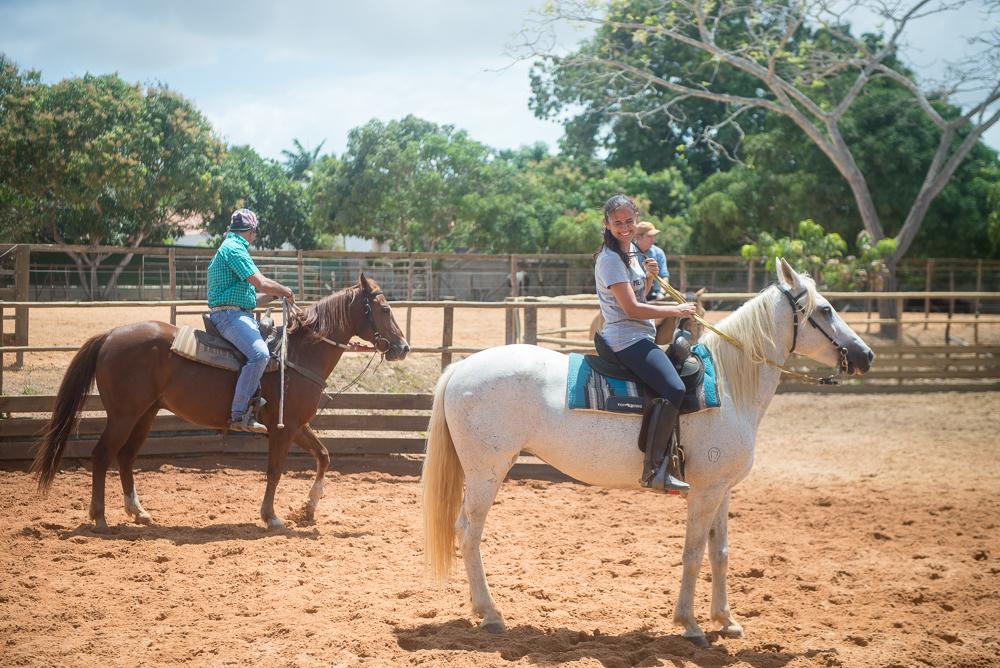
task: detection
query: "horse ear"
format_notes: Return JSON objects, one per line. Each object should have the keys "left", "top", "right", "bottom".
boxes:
{"left": 358, "top": 272, "right": 370, "bottom": 290}
{"left": 777, "top": 257, "right": 802, "bottom": 291}
{"left": 694, "top": 287, "right": 707, "bottom": 298}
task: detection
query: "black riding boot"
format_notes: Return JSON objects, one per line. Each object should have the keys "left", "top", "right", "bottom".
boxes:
{"left": 640, "top": 398, "right": 689, "bottom": 493}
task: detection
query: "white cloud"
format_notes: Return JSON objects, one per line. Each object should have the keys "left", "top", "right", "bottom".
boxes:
{"left": 200, "top": 58, "right": 563, "bottom": 159}
{"left": 1, "top": 0, "right": 997, "bottom": 162}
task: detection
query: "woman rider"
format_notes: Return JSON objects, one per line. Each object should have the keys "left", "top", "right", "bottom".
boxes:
{"left": 594, "top": 195, "right": 696, "bottom": 492}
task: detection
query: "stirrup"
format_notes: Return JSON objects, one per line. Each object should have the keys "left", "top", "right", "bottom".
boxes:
{"left": 247, "top": 396, "right": 267, "bottom": 415}
{"left": 649, "top": 456, "right": 689, "bottom": 493}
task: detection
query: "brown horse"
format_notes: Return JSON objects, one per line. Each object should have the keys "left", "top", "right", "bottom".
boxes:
{"left": 32, "top": 274, "right": 408, "bottom": 533}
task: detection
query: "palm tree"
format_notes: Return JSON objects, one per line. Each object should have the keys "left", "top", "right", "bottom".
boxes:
{"left": 281, "top": 139, "right": 326, "bottom": 182}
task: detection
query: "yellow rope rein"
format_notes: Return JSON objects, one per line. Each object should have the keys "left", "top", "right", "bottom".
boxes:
{"left": 652, "top": 275, "right": 839, "bottom": 385}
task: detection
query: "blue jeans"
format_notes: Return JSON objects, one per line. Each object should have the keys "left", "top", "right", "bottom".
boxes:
{"left": 209, "top": 309, "right": 270, "bottom": 421}
{"left": 615, "top": 338, "right": 686, "bottom": 410}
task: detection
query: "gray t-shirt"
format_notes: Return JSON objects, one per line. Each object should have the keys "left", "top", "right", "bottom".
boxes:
{"left": 595, "top": 246, "right": 656, "bottom": 352}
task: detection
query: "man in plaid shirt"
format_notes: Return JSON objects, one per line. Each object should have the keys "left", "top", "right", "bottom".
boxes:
{"left": 207, "top": 209, "right": 295, "bottom": 433}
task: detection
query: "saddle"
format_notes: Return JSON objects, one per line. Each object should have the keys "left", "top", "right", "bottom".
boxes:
{"left": 589, "top": 332, "right": 706, "bottom": 415}
{"left": 169, "top": 311, "right": 326, "bottom": 388}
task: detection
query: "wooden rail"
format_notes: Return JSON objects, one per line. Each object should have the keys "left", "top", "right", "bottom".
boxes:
{"left": 0, "top": 392, "right": 432, "bottom": 460}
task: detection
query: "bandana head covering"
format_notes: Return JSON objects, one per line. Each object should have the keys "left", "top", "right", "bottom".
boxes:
{"left": 229, "top": 209, "right": 259, "bottom": 232}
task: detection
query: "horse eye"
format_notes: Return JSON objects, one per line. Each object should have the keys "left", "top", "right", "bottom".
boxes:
{"left": 382, "top": 307, "right": 390, "bottom": 313}
{"left": 820, "top": 306, "right": 832, "bottom": 316}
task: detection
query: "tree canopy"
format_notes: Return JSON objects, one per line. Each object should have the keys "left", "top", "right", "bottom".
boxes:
{"left": 0, "top": 54, "right": 225, "bottom": 296}
{"left": 521, "top": 0, "right": 1000, "bottom": 278}
{"left": 208, "top": 145, "right": 315, "bottom": 250}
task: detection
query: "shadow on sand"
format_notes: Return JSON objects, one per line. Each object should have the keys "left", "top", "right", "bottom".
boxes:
{"left": 393, "top": 620, "right": 839, "bottom": 668}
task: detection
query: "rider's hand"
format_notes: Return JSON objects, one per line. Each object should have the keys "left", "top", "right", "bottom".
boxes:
{"left": 284, "top": 287, "right": 295, "bottom": 305}
{"left": 643, "top": 257, "right": 659, "bottom": 277}
{"left": 674, "top": 302, "right": 697, "bottom": 316}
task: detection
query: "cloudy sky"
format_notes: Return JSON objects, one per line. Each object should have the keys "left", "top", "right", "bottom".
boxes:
{"left": 1, "top": 0, "right": 998, "bottom": 161}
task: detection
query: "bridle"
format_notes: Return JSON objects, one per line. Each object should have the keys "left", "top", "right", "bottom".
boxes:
{"left": 652, "top": 274, "right": 849, "bottom": 386}
{"left": 285, "top": 284, "right": 396, "bottom": 405}
{"left": 359, "top": 286, "right": 392, "bottom": 355}
{"left": 288, "top": 284, "right": 392, "bottom": 355}
{"left": 778, "top": 286, "right": 849, "bottom": 361}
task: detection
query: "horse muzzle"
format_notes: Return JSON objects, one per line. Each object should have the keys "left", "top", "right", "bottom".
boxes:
{"left": 385, "top": 340, "right": 410, "bottom": 361}
{"left": 845, "top": 347, "right": 874, "bottom": 375}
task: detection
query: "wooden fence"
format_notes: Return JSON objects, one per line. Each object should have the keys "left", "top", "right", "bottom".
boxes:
{"left": 2, "top": 335, "right": 997, "bottom": 460}
{"left": 0, "top": 392, "right": 430, "bottom": 461}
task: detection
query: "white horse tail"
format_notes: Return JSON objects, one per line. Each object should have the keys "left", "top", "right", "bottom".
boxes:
{"left": 422, "top": 362, "right": 465, "bottom": 585}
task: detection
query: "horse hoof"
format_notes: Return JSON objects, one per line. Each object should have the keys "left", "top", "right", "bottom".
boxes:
{"left": 719, "top": 627, "right": 744, "bottom": 638}
{"left": 481, "top": 620, "right": 507, "bottom": 634}
{"left": 92, "top": 523, "right": 110, "bottom": 535}
{"left": 686, "top": 635, "right": 710, "bottom": 648}
{"left": 265, "top": 518, "right": 285, "bottom": 530}
{"left": 133, "top": 514, "right": 152, "bottom": 526}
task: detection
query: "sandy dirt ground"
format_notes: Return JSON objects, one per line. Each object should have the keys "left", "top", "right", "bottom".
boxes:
{"left": 1, "top": 294, "right": 998, "bottom": 667}
{"left": 2, "top": 391, "right": 999, "bottom": 668}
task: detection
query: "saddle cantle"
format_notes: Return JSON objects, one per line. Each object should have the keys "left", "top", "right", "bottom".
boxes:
{"left": 568, "top": 333, "right": 720, "bottom": 416}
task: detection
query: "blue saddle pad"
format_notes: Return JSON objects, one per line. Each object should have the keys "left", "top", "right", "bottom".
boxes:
{"left": 567, "top": 343, "right": 720, "bottom": 415}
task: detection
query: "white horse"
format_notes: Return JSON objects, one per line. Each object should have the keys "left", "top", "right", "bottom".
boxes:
{"left": 421, "top": 258, "right": 874, "bottom": 646}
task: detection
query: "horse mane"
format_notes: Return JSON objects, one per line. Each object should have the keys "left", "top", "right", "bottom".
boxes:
{"left": 700, "top": 274, "right": 818, "bottom": 410}
{"left": 287, "top": 283, "right": 362, "bottom": 342}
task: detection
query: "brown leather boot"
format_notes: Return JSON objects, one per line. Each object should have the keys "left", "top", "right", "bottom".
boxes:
{"left": 641, "top": 398, "right": 689, "bottom": 493}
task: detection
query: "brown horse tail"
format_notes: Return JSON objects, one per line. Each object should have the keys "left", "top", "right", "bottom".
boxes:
{"left": 31, "top": 332, "right": 109, "bottom": 495}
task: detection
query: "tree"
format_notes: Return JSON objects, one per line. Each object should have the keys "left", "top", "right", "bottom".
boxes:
{"left": 0, "top": 55, "right": 225, "bottom": 298}
{"left": 311, "top": 116, "right": 509, "bottom": 253}
{"left": 529, "top": 3, "right": 766, "bottom": 182}
{"left": 521, "top": 0, "right": 1000, "bottom": 333}
{"left": 687, "top": 100, "right": 1000, "bottom": 259}
{"left": 281, "top": 138, "right": 326, "bottom": 182}
{"left": 207, "top": 145, "right": 315, "bottom": 250}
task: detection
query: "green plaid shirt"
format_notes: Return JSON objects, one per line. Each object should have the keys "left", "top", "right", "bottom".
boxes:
{"left": 207, "top": 233, "right": 260, "bottom": 310}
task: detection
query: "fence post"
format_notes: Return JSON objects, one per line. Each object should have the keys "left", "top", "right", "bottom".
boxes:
{"left": 895, "top": 296, "right": 904, "bottom": 346}
{"left": 441, "top": 299, "right": 454, "bottom": 370}
{"left": 0, "top": 305, "right": 4, "bottom": 392}
{"left": 975, "top": 259, "right": 982, "bottom": 344}
{"left": 924, "top": 258, "right": 933, "bottom": 329}
{"left": 505, "top": 298, "right": 518, "bottom": 345}
{"left": 747, "top": 259, "right": 754, "bottom": 294}
{"left": 510, "top": 254, "right": 519, "bottom": 298}
{"left": 560, "top": 307, "right": 567, "bottom": 343}
{"left": 679, "top": 256, "right": 687, "bottom": 292}
{"left": 297, "top": 249, "right": 305, "bottom": 301}
{"left": 523, "top": 305, "right": 537, "bottom": 345}
{"left": 406, "top": 253, "right": 414, "bottom": 343}
{"left": 14, "top": 244, "right": 29, "bottom": 369}
{"left": 168, "top": 247, "right": 177, "bottom": 326}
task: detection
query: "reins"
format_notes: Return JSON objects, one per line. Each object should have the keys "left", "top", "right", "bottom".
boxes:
{"left": 652, "top": 274, "right": 846, "bottom": 386}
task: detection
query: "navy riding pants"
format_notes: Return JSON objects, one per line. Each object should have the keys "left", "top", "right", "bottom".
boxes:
{"left": 615, "top": 338, "right": 685, "bottom": 410}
